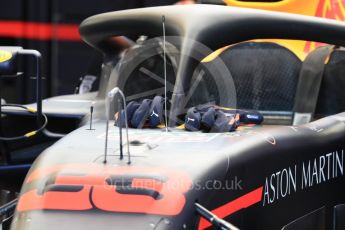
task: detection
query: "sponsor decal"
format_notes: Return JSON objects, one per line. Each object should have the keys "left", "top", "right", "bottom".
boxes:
{"left": 199, "top": 149, "right": 344, "bottom": 229}
{"left": 0, "top": 50, "right": 12, "bottom": 63}
{"left": 97, "top": 129, "right": 220, "bottom": 143}
{"left": 263, "top": 149, "right": 344, "bottom": 206}
{"left": 227, "top": 130, "right": 276, "bottom": 145}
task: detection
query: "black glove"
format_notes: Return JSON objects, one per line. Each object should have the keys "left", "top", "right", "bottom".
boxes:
{"left": 185, "top": 105, "right": 263, "bottom": 132}
{"left": 115, "top": 96, "right": 165, "bottom": 129}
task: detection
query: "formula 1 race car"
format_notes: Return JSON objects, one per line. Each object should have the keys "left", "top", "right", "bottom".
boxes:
{"left": 2, "top": 3, "right": 345, "bottom": 230}
{"left": 1, "top": 0, "right": 343, "bottom": 167}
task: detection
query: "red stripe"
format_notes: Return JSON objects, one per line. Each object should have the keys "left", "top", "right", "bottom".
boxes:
{"left": 198, "top": 186, "right": 263, "bottom": 230}
{"left": 0, "top": 21, "right": 80, "bottom": 41}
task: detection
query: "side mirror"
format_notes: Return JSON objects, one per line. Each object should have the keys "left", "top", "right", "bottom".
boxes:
{"left": 0, "top": 47, "right": 23, "bottom": 76}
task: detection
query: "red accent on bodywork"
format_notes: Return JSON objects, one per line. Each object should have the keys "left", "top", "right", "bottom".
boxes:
{"left": 198, "top": 186, "right": 263, "bottom": 230}
{"left": 17, "top": 186, "right": 92, "bottom": 211}
{"left": 18, "top": 164, "right": 192, "bottom": 216}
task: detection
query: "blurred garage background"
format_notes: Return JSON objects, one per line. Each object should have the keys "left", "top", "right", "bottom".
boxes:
{"left": 0, "top": 0, "right": 184, "bottom": 105}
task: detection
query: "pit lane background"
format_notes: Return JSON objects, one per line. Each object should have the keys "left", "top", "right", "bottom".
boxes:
{"left": 0, "top": 0, "right": 178, "bottom": 104}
